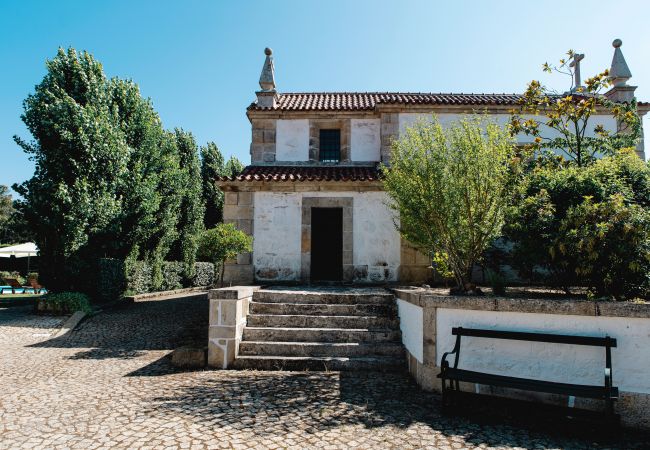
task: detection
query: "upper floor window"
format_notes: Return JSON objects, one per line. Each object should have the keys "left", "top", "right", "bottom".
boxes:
{"left": 319, "top": 129, "right": 341, "bottom": 163}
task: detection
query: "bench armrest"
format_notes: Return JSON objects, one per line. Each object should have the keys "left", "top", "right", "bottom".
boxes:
{"left": 440, "top": 334, "right": 462, "bottom": 371}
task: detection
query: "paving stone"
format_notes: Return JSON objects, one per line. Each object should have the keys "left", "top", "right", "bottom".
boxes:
{"left": 1, "top": 301, "right": 648, "bottom": 449}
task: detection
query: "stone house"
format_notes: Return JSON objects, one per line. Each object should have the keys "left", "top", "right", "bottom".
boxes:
{"left": 218, "top": 43, "right": 648, "bottom": 286}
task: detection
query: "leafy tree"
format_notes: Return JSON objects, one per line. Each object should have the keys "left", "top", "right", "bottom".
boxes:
{"left": 224, "top": 156, "right": 245, "bottom": 178}
{"left": 510, "top": 50, "right": 641, "bottom": 166}
{"left": 382, "top": 116, "right": 518, "bottom": 292}
{"left": 200, "top": 142, "right": 225, "bottom": 228}
{"left": 196, "top": 223, "right": 252, "bottom": 287}
{"left": 169, "top": 128, "right": 205, "bottom": 276}
{"left": 503, "top": 148, "right": 650, "bottom": 294}
{"left": 552, "top": 194, "right": 650, "bottom": 299}
{"left": 200, "top": 145, "right": 245, "bottom": 229}
{"left": 0, "top": 186, "right": 13, "bottom": 244}
{"left": 13, "top": 48, "right": 129, "bottom": 291}
{"left": 13, "top": 47, "right": 204, "bottom": 293}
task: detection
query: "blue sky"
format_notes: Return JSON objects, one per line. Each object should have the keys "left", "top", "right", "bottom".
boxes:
{"left": 1, "top": 0, "right": 649, "bottom": 195}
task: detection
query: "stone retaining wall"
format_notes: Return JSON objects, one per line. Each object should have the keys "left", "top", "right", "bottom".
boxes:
{"left": 393, "top": 288, "right": 650, "bottom": 430}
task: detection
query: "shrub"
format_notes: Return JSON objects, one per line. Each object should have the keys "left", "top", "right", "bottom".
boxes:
{"left": 98, "top": 258, "right": 215, "bottom": 300}
{"left": 197, "top": 223, "right": 252, "bottom": 287}
{"left": 98, "top": 258, "right": 126, "bottom": 303}
{"left": 39, "top": 291, "right": 92, "bottom": 314}
{"left": 503, "top": 148, "right": 650, "bottom": 291}
{"left": 0, "top": 271, "right": 25, "bottom": 285}
{"left": 161, "top": 261, "right": 184, "bottom": 291}
{"left": 382, "top": 115, "right": 518, "bottom": 292}
{"left": 121, "top": 260, "right": 152, "bottom": 295}
{"left": 192, "top": 262, "right": 215, "bottom": 287}
{"left": 552, "top": 194, "right": 650, "bottom": 299}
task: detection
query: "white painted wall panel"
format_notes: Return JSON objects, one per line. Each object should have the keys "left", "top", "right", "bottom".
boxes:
{"left": 397, "top": 299, "right": 424, "bottom": 363}
{"left": 253, "top": 191, "right": 401, "bottom": 281}
{"left": 398, "top": 113, "right": 618, "bottom": 146}
{"left": 350, "top": 119, "right": 381, "bottom": 161}
{"left": 276, "top": 119, "right": 309, "bottom": 161}
{"left": 436, "top": 308, "right": 650, "bottom": 394}
{"left": 252, "top": 193, "right": 303, "bottom": 279}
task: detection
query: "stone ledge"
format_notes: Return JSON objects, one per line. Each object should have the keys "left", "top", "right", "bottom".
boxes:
{"left": 392, "top": 288, "right": 650, "bottom": 318}
{"left": 208, "top": 286, "right": 261, "bottom": 300}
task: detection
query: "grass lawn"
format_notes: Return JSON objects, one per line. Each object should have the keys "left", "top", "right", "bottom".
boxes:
{"left": 0, "top": 294, "right": 43, "bottom": 299}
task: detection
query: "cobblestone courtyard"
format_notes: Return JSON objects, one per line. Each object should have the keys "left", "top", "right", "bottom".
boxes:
{"left": 1, "top": 297, "right": 648, "bottom": 449}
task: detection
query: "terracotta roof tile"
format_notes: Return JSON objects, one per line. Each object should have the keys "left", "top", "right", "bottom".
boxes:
{"left": 248, "top": 92, "right": 649, "bottom": 112}
{"left": 219, "top": 165, "right": 381, "bottom": 182}
{"left": 248, "top": 92, "right": 525, "bottom": 111}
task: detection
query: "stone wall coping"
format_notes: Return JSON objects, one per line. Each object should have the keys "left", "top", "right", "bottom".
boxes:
{"left": 392, "top": 288, "right": 650, "bottom": 319}
{"left": 208, "top": 286, "right": 261, "bottom": 300}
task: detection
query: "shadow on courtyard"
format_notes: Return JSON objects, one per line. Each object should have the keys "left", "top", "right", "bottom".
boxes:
{"left": 27, "top": 295, "right": 208, "bottom": 360}
{"left": 143, "top": 370, "right": 649, "bottom": 448}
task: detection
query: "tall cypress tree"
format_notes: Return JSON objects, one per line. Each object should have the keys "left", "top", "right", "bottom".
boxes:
{"left": 200, "top": 142, "right": 225, "bottom": 228}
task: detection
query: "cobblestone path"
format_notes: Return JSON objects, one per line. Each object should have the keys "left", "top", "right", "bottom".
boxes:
{"left": 1, "top": 299, "right": 647, "bottom": 449}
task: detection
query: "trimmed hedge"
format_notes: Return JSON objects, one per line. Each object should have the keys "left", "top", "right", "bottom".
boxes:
{"left": 98, "top": 258, "right": 215, "bottom": 301}
{"left": 193, "top": 262, "right": 215, "bottom": 287}
{"left": 37, "top": 291, "right": 93, "bottom": 315}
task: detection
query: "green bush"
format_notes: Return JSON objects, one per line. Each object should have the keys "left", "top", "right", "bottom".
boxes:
{"left": 0, "top": 271, "right": 25, "bottom": 285}
{"left": 39, "top": 292, "right": 92, "bottom": 314}
{"left": 98, "top": 258, "right": 215, "bottom": 300}
{"left": 161, "top": 261, "right": 184, "bottom": 291}
{"left": 503, "top": 148, "right": 650, "bottom": 292}
{"left": 192, "top": 262, "right": 215, "bottom": 287}
{"left": 197, "top": 223, "right": 252, "bottom": 287}
{"left": 552, "top": 194, "right": 650, "bottom": 299}
{"left": 98, "top": 258, "right": 126, "bottom": 303}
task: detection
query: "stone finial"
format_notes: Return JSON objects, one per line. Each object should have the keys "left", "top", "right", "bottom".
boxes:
{"left": 259, "top": 47, "right": 276, "bottom": 92}
{"left": 609, "top": 39, "right": 632, "bottom": 87}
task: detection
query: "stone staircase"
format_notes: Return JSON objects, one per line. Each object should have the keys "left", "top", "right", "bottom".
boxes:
{"left": 232, "top": 288, "right": 406, "bottom": 371}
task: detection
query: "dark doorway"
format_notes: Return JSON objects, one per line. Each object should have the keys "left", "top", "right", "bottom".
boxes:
{"left": 311, "top": 207, "right": 343, "bottom": 281}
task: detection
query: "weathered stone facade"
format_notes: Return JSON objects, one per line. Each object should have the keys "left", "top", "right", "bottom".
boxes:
{"left": 223, "top": 191, "right": 255, "bottom": 284}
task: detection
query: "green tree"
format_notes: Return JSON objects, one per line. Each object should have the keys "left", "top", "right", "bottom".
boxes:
{"left": 510, "top": 51, "right": 641, "bottom": 166}
{"left": 0, "top": 186, "right": 13, "bottom": 244}
{"left": 13, "top": 48, "right": 129, "bottom": 291}
{"left": 552, "top": 194, "right": 650, "bottom": 299}
{"left": 382, "top": 116, "right": 517, "bottom": 292}
{"left": 224, "top": 156, "right": 245, "bottom": 178}
{"left": 196, "top": 223, "right": 252, "bottom": 287}
{"left": 200, "top": 142, "right": 225, "bottom": 228}
{"left": 169, "top": 128, "right": 205, "bottom": 276}
{"left": 503, "top": 148, "right": 650, "bottom": 293}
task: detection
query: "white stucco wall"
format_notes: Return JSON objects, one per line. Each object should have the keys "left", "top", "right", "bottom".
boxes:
{"left": 436, "top": 308, "right": 650, "bottom": 394}
{"left": 276, "top": 119, "right": 309, "bottom": 161}
{"left": 396, "top": 299, "right": 423, "bottom": 363}
{"left": 398, "top": 113, "right": 618, "bottom": 146}
{"left": 253, "top": 191, "right": 401, "bottom": 281}
{"left": 350, "top": 119, "right": 381, "bottom": 161}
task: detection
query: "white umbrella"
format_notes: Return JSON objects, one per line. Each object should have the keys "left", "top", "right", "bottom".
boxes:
{"left": 0, "top": 243, "right": 39, "bottom": 258}
{"left": 0, "top": 243, "right": 39, "bottom": 274}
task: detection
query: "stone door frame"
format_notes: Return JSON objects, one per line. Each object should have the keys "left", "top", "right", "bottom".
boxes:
{"left": 301, "top": 197, "right": 353, "bottom": 282}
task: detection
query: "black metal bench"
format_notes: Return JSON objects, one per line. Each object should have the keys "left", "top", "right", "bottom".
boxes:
{"left": 438, "top": 327, "right": 618, "bottom": 422}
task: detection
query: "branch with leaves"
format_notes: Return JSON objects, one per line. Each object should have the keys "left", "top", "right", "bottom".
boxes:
{"left": 510, "top": 50, "right": 641, "bottom": 167}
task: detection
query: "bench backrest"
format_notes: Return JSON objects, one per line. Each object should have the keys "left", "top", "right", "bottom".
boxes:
{"left": 452, "top": 327, "right": 616, "bottom": 347}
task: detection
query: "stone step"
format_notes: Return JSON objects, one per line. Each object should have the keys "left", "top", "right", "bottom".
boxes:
{"left": 231, "top": 355, "right": 406, "bottom": 372}
{"left": 249, "top": 301, "right": 397, "bottom": 317}
{"left": 252, "top": 290, "right": 394, "bottom": 305}
{"left": 242, "top": 327, "right": 401, "bottom": 343}
{"left": 238, "top": 341, "right": 406, "bottom": 358}
{"left": 246, "top": 314, "right": 398, "bottom": 329}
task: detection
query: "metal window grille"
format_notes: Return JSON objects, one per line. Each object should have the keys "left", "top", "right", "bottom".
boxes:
{"left": 319, "top": 129, "right": 341, "bottom": 162}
